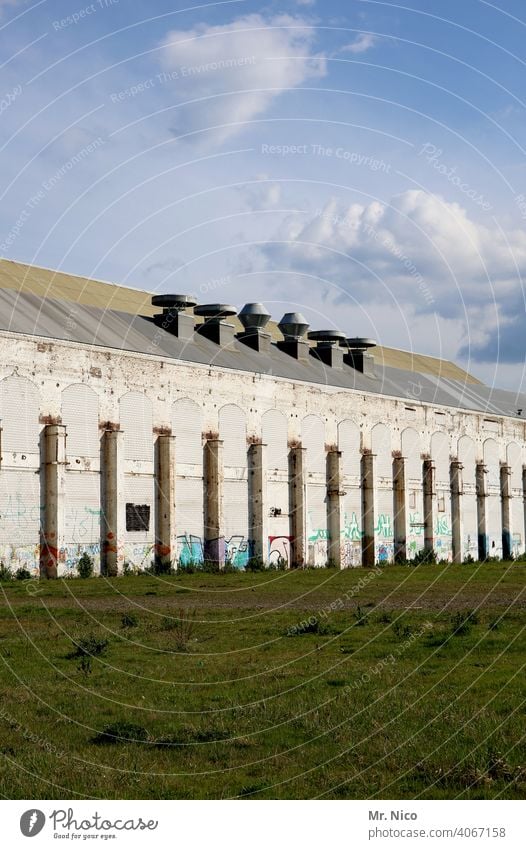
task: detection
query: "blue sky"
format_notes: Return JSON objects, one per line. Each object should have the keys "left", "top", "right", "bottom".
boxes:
{"left": 1, "top": 0, "right": 526, "bottom": 388}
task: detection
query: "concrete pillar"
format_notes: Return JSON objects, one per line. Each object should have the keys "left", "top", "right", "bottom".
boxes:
{"left": 450, "top": 460, "right": 463, "bottom": 563}
{"left": 423, "top": 459, "right": 435, "bottom": 556}
{"left": 204, "top": 438, "right": 224, "bottom": 567}
{"left": 361, "top": 452, "right": 375, "bottom": 568}
{"left": 289, "top": 446, "right": 306, "bottom": 568}
{"left": 154, "top": 434, "right": 176, "bottom": 571}
{"left": 393, "top": 456, "right": 406, "bottom": 562}
{"left": 500, "top": 463, "right": 512, "bottom": 561}
{"left": 40, "top": 424, "right": 67, "bottom": 579}
{"left": 327, "top": 449, "right": 343, "bottom": 568}
{"left": 476, "top": 461, "right": 488, "bottom": 560}
{"left": 248, "top": 442, "right": 266, "bottom": 562}
{"left": 101, "top": 429, "right": 124, "bottom": 576}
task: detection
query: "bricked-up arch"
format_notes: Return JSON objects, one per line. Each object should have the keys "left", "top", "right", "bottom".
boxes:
{"left": 263, "top": 409, "right": 290, "bottom": 565}
{"left": 62, "top": 383, "right": 99, "bottom": 458}
{"left": 401, "top": 427, "right": 424, "bottom": 558}
{"left": 371, "top": 422, "right": 394, "bottom": 563}
{"left": 62, "top": 384, "right": 100, "bottom": 570}
{"left": 0, "top": 375, "right": 40, "bottom": 456}
{"left": 458, "top": 435, "right": 477, "bottom": 561}
{"left": 430, "top": 431, "right": 452, "bottom": 560}
{"left": 0, "top": 376, "right": 40, "bottom": 570}
{"left": 338, "top": 419, "right": 361, "bottom": 566}
{"left": 219, "top": 404, "right": 249, "bottom": 567}
{"left": 302, "top": 415, "right": 326, "bottom": 565}
{"left": 484, "top": 437, "right": 502, "bottom": 558}
{"left": 219, "top": 404, "right": 247, "bottom": 468}
{"left": 119, "top": 391, "right": 153, "bottom": 462}
{"left": 262, "top": 408, "right": 288, "bottom": 471}
{"left": 119, "top": 391, "right": 154, "bottom": 570}
{"left": 172, "top": 398, "right": 203, "bottom": 564}
{"left": 507, "top": 442, "right": 523, "bottom": 557}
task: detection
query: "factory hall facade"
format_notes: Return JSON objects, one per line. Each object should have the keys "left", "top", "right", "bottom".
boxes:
{"left": 0, "top": 259, "right": 525, "bottom": 577}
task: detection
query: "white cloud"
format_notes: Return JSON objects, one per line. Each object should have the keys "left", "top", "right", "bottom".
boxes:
{"left": 341, "top": 33, "right": 379, "bottom": 54}
{"left": 258, "top": 190, "right": 526, "bottom": 362}
{"left": 241, "top": 175, "right": 283, "bottom": 210}
{"left": 158, "top": 14, "right": 326, "bottom": 144}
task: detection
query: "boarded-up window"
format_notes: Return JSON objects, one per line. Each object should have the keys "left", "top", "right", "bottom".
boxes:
{"left": 126, "top": 503, "right": 150, "bottom": 532}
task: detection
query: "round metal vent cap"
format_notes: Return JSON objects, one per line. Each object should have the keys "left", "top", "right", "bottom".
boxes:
{"left": 238, "top": 302, "right": 271, "bottom": 330}
{"left": 151, "top": 293, "right": 197, "bottom": 310}
{"left": 308, "top": 329, "right": 346, "bottom": 345}
{"left": 194, "top": 303, "right": 237, "bottom": 319}
{"left": 278, "top": 312, "right": 309, "bottom": 340}
{"left": 341, "top": 336, "right": 377, "bottom": 350}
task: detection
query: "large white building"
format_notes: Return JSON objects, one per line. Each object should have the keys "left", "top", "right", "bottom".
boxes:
{"left": 0, "top": 258, "right": 524, "bottom": 576}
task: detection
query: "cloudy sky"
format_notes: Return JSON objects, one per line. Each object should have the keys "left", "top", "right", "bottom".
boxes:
{"left": 1, "top": 0, "right": 525, "bottom": 388}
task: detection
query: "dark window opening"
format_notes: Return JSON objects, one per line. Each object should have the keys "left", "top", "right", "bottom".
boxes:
{"left": 126, "top": 503, "right": 150, "bottom": 532}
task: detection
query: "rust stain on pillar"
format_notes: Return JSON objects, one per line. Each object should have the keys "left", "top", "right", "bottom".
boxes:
{"left": 361, "top": 452, "right": 375, "bottom": 568}
{"left": 155, "top": 434, "right": 176, "bottom": 571}
{"left": 450, "top": 460, "right": 464, "bottom": 563}
{"left": 101, "top": 428, "right": 124, "bottom": 576}
{"left": 327, "top": 449, "right": 343, "bottom": 569}
{"left": 204, "top": 437, "right": 224, "bottom": 567}
{"left": 500, "top": 463, "right": 512, "bottom": 560}
{"left": 476, "top": 461, "right": 488, "bottom": 560}
{"left": 39, "top": 424, "right": 67, "bottom": 579}
{"left": 393, "top": 455, "right": 406, "bottom": 563}
{"left": 289, "top": 446, "right": 306, "bottom": 568}
{"left": 423, "top": 458, "right": 436, "bottom": 556}
{"left": 248, "top": 442, "right": 266, "bottom": 562}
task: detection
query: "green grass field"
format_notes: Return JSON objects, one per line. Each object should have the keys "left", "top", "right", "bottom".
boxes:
{"left": 0, "top": 563, "right": 525, "bottom": 799}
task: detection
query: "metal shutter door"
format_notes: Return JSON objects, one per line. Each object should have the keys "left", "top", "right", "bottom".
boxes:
{"left": 431, "top": 432, "right": 452, "bottom": 561}
{"left": 223, "top": 479, "right": 249, "bottom": 567}
{"left": 484, "top": 439, "right": 502, "bottom": 556}
{"left": 306, "top": 484, "right": 327, "bottom": 565}
{"left": 0, "top": 469, "right": 40, "bottom": 545}
{"left": 220, "top": 405, "right": 248, "bottom": 567}
{"left": 123, "top": 474, "right": 154, "bottom": 569}
{"left": 458, "top": 436, "right": 478, "bottom": 560}
{"left": 372, "top": 424, "right": 393, "bottom": 562}
{"left": 176, "top": 476, "right": 204, "bottom": 564}
{"left": 63, "top": 471, "right": 101, "bottom": 573}
{"left": 302, "top": 416, "right": 327, "bottom": 565}
{"left": 263, "top": 409, "right": 289, "bottom": 563}
{"left": 507, "top": 443, "right": 523, "bottom": 556}
{"left": 339, "top": 420, "right": 361, "bottom": 566}
{"left": 402, "top": 428, "right": 424, "bottom": 557}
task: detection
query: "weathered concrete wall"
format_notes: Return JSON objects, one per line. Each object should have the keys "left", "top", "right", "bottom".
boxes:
{"left": 0, "top": 330, "right": 524, "bottom": 573}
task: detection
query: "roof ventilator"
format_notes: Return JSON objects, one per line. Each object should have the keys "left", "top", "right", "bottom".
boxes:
{"left": 236, "top": 303, "right": 272, "bottom": 353}
{"left": 194, "top": 303, "right": 237, "bottom": 346}
{"left": 340, "top": 337, "right": 377, "bottom": 378}
{"left": 276, "top": 312, "right": 310, "bottom": 362}
{"left": 308, "top": 329, "right": 346, "bottom": 369}
{"left": 151, "top": 294, "right": 197, "bottom": 341}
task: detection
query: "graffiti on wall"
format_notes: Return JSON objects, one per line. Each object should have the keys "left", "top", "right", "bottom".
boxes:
{"left": 268, "top": 535, "right": 292, "bottom": 565}
{"left": 176, "top": 533, "right": 254, "bottom": 568}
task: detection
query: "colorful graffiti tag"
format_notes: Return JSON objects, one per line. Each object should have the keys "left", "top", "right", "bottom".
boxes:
{"left": 176, "top": 533, "right": 254, "bottom": 568}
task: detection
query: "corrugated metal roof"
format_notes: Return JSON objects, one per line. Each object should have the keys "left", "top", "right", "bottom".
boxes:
{"left": 0, "top": 258, "right": 481, "bottom": 385}
{"left": 0, "top": 282, "right": 522, "bottom": 419}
